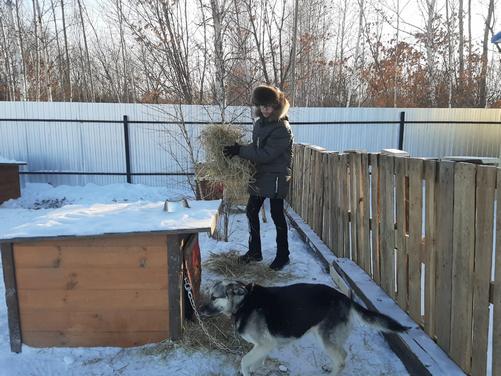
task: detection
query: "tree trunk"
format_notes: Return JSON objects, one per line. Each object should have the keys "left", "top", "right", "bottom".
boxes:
{"left": 76, "top": 0, "right": 95, "bottom": 101}
{"left": 210, "top": 0, "right": 227, "bottom": 117}
{"left": 60, "top": 0, "right": 73, "bottom": 101}
{"left": 478, "top": 0, "right": 494, "bottom": 107}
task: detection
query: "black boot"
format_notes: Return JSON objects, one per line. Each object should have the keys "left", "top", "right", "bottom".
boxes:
{"left": 269, "top": 254, "right": 290, "bottom": 270}
{"left": 239, "top": 250, "right": 263, "bottom": 264}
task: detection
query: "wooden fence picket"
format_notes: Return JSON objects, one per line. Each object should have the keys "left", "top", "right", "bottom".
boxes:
{"left": 369, "top": 154, "right": 381, "bottom": 283}
{"left": 494, "top": 169, "right": 501, "bottom": 376}
{"left": 450, "top": 163, "right": 476, "bottom": 374}
{"left": 395, "top": 156, "right": 408, "bottom": 310}
{"left": 470, "top": 165, "right": 496, "bottom": 376}
{"left": 423, "top": 160, "right": 437, "bottom": 337}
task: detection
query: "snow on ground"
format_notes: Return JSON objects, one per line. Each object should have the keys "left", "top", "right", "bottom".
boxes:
{"left": 0, "top": 183, "right": 408, "bottom": 376}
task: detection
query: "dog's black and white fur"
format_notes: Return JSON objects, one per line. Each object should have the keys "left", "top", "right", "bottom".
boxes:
{"left": 200, "top": 280, "right": 409, "bottom": 376}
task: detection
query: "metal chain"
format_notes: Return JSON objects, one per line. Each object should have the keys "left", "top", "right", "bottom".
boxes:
{"left": 183, "top": 276, "right": 242, "bottom": 355}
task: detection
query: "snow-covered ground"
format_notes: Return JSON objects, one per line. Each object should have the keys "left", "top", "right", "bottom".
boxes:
{"left": 0, "top": 183, "right": 408, "bottom": 376}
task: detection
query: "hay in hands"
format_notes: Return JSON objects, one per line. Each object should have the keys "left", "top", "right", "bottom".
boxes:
{"left": 199, "top": 123, "right": 255, "bottom": 203}
{"left": 203, "top": 250, "right": 292, "bottom": 284}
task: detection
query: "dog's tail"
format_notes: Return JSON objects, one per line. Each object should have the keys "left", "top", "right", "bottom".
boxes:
{"left": 352, "top": 303, "right": 409, "bottom": 333}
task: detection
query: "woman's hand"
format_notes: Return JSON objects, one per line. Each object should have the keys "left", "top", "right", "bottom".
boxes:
{"left": 223, "top": 143, "right": 241, "bottom": 158}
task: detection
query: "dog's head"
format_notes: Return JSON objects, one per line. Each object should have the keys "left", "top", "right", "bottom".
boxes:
{"left": 199, "top": 280, "right": 248, "bottom": 317}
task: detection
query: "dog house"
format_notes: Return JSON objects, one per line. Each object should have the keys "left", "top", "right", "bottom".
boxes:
{"left": 0, "top": 158, "right": 26, "bottom": 204}
{"left": 0, "top": 199, "right": 220, "bottom": 352}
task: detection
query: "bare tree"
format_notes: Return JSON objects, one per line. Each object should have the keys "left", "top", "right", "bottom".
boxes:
{"left": 478, "top": 0, "right": 494, "bottom": 107}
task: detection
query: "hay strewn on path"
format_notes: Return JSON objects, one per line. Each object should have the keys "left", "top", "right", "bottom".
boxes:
{"left": 203, "top": 250, "right": 293, "bottom": 285}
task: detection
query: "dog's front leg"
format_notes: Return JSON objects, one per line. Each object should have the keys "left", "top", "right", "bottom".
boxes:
{"left": 240, "top": 344, "right": 273, "bottom": 376}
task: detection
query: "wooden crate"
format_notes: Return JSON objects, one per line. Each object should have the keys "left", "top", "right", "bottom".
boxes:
{"left": 1, "top": 232, "right": 201, "bottom": 350}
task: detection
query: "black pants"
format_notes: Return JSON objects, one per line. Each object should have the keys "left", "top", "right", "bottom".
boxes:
{"left": 246, "top": 195, "right": 289, "bottom": 258}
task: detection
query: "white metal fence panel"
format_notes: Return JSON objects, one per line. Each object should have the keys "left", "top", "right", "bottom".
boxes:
{"left": 1, "top": 102, "right": 500, "bottom": 189}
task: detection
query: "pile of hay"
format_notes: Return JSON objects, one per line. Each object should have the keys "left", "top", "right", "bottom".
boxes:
{"left": 203, "top": 250, "right": 292, "bottom": 284}
{"left": 199, "top": 123, "right": 255, "bottom": 203}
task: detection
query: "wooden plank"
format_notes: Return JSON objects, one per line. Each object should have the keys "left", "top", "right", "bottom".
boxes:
{"left": 330, "top": 153, "right": 341, "bottom": 255}
{"left": 339, "top": 154, "right": 350, "bottom": 258}
{"left": 407, "top": 158, "right": 424, "bottom": 323}
{"left": 17, "top": 289, "right": 169, "bottom": 311}
{"left": 449, "top": 162, "right": 476, "bottom": 373}
{"left": 1, "top": 243, "right": 22, "bottom": 353}
{"left": 22, "top": 330, "right": 169, "bottom": 348}
{"left": 358, "top": 153, "right": 371, "bottom": 274}
{"left": 301, "top": 147, "right": 312, "bottom": 223}
{"left": 349, "top": 152, "right": 360, "bottom": 263}
{"left": 494, "top": 169, "right": 501, "bottom": 376}
{"left": 20, "top": 310, "right": 169, "bottom": 332}
{"left": 312, "top": 149, "right": 325, "bottom": 237}
{"left": 434, "top": 161, "right": 455, "bottom": 352}
{"left": 395, "top": 157, "right": 408, "bottom": 310}
{"left": 379, "top": 155, "right": 396, "bottom": 298}
{"left": 15, "top": 268, "right": 168, "bottom": 290}
{"left": 13, "top": 242, "right": 167, "bottom": 268}
{"left": 370, "top": 153, "right": 381, "bottom": 284}
{"left": 470, "top": 165, "right": 496, "bottom": 376}
{"left": 423, "top": 160, "right": 437, "bottom": 336}
{"left": 167, "top": 234, "right": 182, "bottom": 340}
{"left": 322, "top": 152, "right": 335, "bottom": 249}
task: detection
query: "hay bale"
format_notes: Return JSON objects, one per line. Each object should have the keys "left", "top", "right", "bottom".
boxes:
{"left": 199, "top": 123, "right": 255, "bottom": 203}
{"left": 203, "top": 250, "right": 293, "bottom": 285}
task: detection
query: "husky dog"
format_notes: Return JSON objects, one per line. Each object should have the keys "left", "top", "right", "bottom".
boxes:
{"left": 200, "top": 280, "right": 409, "bottom": 376}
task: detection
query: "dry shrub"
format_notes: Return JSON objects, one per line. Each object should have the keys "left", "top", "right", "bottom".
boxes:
{"left": 199, "top": 123, "right": 255, "bottom": 203}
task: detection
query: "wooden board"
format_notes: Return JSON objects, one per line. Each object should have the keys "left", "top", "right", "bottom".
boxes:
{"left": 339, "top": 154, "right": 350, "bottom": 258}
{"left": 394, "top": 157, "right": 408, "bottom": 310}
{"left": 22, "top": 330, "right": 169, "bottom": 348}
{"left": 433, "top": 161, "right": 455, "bottom": 352}
{"left": 369, "top": 153, "right": 381, "bottom": 284}
{"left": 20, "top": 310, "right": 169, "bottom": 332}
{"left": 17, "top": 289, "right": 169, "bottom": 311}
{"left": 407, "top": 159, "right": 424, "bottom": 323}
{"left": 379, "top": 155, "right": 395, "bottom": 298}
{"left": 423, "top": 160, "right": 437, "bottom": 336}
{"left": 494, "top": 169, "right": 501, "bottom": 376}
{"left": 349, "top": 152, "right": 360, "bottom": 263}
{"left": 449, "top": 163, "right": 476, "bottom": 373}
{"left": 470, "top": 165, "right": 496, "bottom": 376}
{"left": 1, "top": 243, "right": 22, "bottom": 352}
{"left": 15, "top": 268, "right": 168, "bottom": 290}
{"left": 358, "top": 153, "right": 371, "bottom": 274}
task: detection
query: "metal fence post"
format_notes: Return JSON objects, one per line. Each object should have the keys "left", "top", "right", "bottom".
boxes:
{"left": 123, "top": 115, "right": 132, "bottom": 184}
{"left": 398, "top": 111, "right": 405, "bottom": 150}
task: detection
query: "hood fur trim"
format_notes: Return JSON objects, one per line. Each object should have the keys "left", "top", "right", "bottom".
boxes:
{"left": 252, "top": 85, "right": 290, "bottom": 121}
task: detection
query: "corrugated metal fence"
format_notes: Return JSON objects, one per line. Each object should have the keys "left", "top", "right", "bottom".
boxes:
{"left": 0, "top": 102, "right": 500, "bottom": 189}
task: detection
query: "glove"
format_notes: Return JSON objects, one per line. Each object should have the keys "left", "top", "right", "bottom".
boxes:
{"left": 223, "top": 143, "right": 241, "bottom": 158}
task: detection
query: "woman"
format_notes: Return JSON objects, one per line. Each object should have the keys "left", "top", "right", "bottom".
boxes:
{"left": 223, "top": 85, "right": 293, "bottom": 271}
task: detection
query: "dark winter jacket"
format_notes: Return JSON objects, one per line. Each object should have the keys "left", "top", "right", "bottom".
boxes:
{"left": 238, "top": 92, "right": 293, "bottom": 199}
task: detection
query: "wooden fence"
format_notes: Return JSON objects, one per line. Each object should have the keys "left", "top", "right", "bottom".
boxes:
{"left": 288, "top": 143, "right": 501, "bottom": 376}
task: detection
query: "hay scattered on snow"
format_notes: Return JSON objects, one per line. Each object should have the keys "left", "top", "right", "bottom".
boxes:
{"left": 203, "top": 250, "right": 293, "bottom": 285}
{"left": 199, "top": 123, "right": 255, "bottom": 203}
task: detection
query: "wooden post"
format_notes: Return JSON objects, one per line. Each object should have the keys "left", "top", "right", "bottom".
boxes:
{"left": 394, "top": 157, "right": 408, "bottom": 310}
{"left": 449, "top": 163, "right": 476, "bottom": 373}
{"left": 407, "top": 158, "right": 424, "bottom": 323}
{"left": 369, "top": 153, "right": 381, "bottom": 284}
{"left": 167, "top": 235, "right": 183, "bottom": 340}
{"left": 493, "top": 169, "right": 501, "bottom": 376}
{"left": 359, "top": 153, "right": 371, "bottom": 274}
{"left": 434, "top": 161, "right": 454, "bottom": 352}
{"left": 423, "top": 160, "right": 437, "bottom": 336}
{"left": 1, "top": 242, "right": 22, "bottom": 353}
{"left": 348, "top": 152, "right": 359, "bottom": 263}
{"left": 379, "top": 155, "right": 395, "bottom": 298}
{"left": 470, "top": 165, "right": 496, "bottom": 376}
{"left": 339, "top": 154, "right": 350, "bottom": 258}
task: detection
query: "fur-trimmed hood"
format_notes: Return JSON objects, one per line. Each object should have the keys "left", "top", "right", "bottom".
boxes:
{"left": 252, "top": 85, "right": 290, "bottom": 122}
